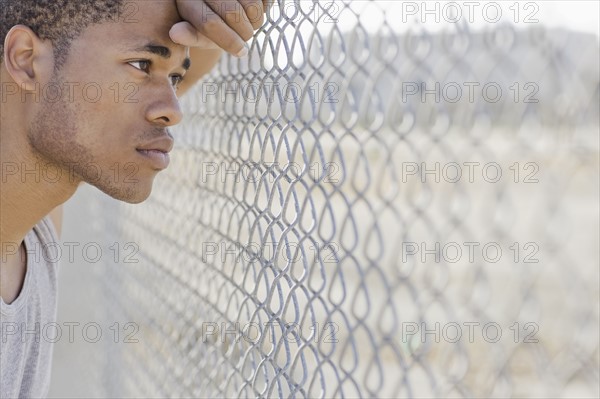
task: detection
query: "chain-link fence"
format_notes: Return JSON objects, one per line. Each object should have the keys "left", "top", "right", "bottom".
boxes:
{"left": 50, "top": 1, "right": 599, "bottom": 397}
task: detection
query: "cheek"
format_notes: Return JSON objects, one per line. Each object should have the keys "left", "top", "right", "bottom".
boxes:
{"left": 29, "top": 97, "right": 82, "bottom": 159}
{"left": 28, "top": 95, "right": 108, "bottom": 167}
{"left": 76, "top": 82, "right": 138, "bottom": 134}
{"left": 72, "top": 88, "right": 125, "bottom": 137}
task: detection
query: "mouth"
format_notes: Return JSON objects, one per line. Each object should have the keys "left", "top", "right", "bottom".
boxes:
{"left": 135, "top": 134, "right": 174, "bottom": 170}
{"left": 136, "top": 149, "right": 170, "bottom": 170}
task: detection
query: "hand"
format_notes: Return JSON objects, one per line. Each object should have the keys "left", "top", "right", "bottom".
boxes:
{"left": 169, "top": 0, "right": 270, "bottom": 57}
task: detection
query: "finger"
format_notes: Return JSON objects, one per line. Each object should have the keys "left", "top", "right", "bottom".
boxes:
{"left": 204, "top": 0, "right": 254, "bottom": 42}
{"left": 238, "top": 0, "right": 265, "bottom": 30}
{"left": 175, "top": 2, "right": 249, "bottom": 56}
{"left": 169, "top": 21, "right": 219, "bottom": 49}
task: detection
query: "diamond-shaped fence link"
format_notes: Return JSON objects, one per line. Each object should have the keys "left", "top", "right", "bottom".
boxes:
{"left": 51, "top": 1, "right": 598, "bottom": 398}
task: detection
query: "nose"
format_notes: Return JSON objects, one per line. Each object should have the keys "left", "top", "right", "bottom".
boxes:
{"left": 145, "top": 84, "right": 184, "bottom": 126}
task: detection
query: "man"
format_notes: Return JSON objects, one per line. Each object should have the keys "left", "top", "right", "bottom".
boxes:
{"left": 0, "top": 0, "right": 267, "bottom": 396}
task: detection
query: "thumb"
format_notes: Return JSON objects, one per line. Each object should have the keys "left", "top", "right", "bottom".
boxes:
{"left": 169, "top": 21, "right": 219, "bottom": 49}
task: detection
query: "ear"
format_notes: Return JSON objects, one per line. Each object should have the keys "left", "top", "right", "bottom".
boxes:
{"left": 3, "top": 25, "right": 55, "bottom": 90}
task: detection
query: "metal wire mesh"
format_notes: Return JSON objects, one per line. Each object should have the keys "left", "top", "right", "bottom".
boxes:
{"left": 50, "top": 1, "right": 599, "bottom": 398}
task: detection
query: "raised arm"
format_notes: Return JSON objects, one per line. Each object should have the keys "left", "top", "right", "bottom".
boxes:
{"left": 171, "top": 0, "right": 268, "bottom": 96}
{"left": 176, "top": 47, "right": 223, "bottom": 97}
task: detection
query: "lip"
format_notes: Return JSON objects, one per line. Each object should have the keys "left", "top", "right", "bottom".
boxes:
{"left": 136, "top": 136, "right": 174, "bottom": 170}
{"left": 136, "top": 149, "right": 170, "bottom": 169}
{"left": 136, "top": 136, "right": 174, "bottom": 153}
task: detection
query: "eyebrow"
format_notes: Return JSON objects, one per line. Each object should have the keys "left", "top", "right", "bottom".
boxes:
{"left": 130, "top": 43, "right": 191, "bottom": 71}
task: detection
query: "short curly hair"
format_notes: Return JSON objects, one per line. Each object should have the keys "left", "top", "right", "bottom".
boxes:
{"left": 0, "top": 0, "right": 125, "bottom": 70}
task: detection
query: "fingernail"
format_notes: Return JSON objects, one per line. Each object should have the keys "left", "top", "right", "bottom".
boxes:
{"left": 236, "top": 44, "right": 249, "bottom": 58}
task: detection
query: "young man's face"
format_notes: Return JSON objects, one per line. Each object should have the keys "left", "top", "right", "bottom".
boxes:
{"left": 27, "top": 0, "right": 189, "bottom": 203}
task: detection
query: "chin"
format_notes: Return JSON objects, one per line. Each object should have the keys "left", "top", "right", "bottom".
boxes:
{"left": 92, "top": 181, "right": 154, "bottom": 204}
{"left": 118, "top": 191, "right": 152, "bottom": 204}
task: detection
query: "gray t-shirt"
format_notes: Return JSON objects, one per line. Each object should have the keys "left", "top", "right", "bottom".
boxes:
{"left": 1, "top": 216, "right": 59, "bottom": 398}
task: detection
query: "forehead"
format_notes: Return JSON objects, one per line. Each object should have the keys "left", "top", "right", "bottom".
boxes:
{"left": 70, "top": 0, "right": 185, "bottom": 55}
{"left": 117, "top": 0, "right": 183, "bottom": 38}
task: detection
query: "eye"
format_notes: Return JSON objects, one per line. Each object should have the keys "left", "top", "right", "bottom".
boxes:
{"left": 128, "top": 60, "right": 151, "bottom": 73}
{"left": 170, "top": 74, "right": 184, "bottom": 89}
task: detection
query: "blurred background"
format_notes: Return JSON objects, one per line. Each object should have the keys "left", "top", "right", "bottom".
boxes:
{"left": 49, "top": 0, "right": 599, "bottom": 397}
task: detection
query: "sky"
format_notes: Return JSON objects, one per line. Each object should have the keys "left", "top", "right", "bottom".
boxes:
{"left": 270, "top": 0, "right": 600, "bottom": 37}
{"left": 540, "top": 0, "right": 599, "bottom": 36}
